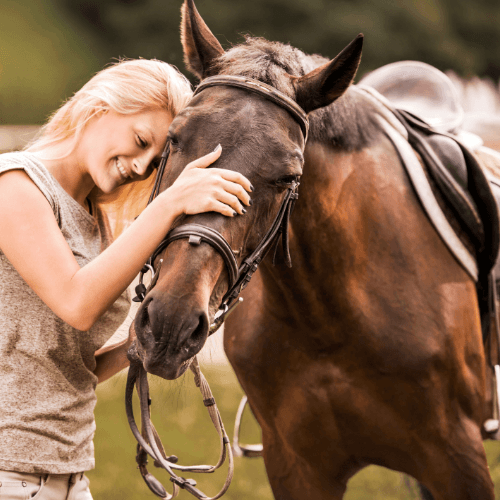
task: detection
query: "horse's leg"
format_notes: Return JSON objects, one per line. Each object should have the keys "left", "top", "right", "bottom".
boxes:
{"left": 225, "top": 281, "right": 359, "bottom": 500}
{"left": 418, "top": 484, "right": 434, "bottom": 500}
{"left": 415, "top": 421, "right": 495, "bottom": 500}
{"left": 225, "top": 263, "right": 495, "bottom": 500}
{"left": 261, "top": 431, "right": 360, "bottom": 500}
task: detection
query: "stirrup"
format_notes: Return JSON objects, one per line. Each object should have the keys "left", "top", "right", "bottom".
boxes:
{"left": 233, "top": 396, "right": 263, "bottom": 458}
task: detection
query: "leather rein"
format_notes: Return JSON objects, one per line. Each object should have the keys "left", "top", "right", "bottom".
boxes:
{"left": 126, "top": 75, "right": 309, "bottom": 499}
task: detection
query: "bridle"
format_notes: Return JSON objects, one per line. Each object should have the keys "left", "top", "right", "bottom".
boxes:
{"left": 133, "top": 75, "right": 308, "bottom": 331}
{"left": 126, "top": 75, "right": 309, "bottom": 499}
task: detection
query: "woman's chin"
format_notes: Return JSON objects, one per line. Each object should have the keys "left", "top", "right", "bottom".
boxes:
{"left": 96, "top": 178, "right": 123, "bottom": 194}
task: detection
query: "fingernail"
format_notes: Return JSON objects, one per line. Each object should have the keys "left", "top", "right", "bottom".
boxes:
{"left": 242, "top": 208, "right": 247, "bottom": 214}
{"left": 248, "top": 199, "right": 253, "bottom": 206}
{"left": 212, "top": 144, "right": 221, "bottom": 153}
{"left": 233, "top": 211, "right": 237, "bottom": 216}
{"left": 250, "top": 184, "right": 255, "bottom": 192}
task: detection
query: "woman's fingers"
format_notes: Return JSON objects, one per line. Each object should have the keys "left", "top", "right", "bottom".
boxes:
{"left": 210, "top": 200, "right": 239, "bottom": 218}
{"left": 219, "top": 179, "right": 252, "bottom": 207}
{"left": 184, "top": 145, "right": 254, "bottom": 194}
{"left": 185, "top": 144, "right": 222, "bottom": 170}
{"left": 218, "top": 169, "right": 253, "bottom": 194}
{"left": 184, "top": 190, "right": 244, "bottom": 217}
{"left": 216, "top": 190, "right": 246, "bottom": 215}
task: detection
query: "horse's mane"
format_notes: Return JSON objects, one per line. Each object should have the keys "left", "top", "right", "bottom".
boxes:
{"left": 211, "top": 36, "right": 381, "bottom": 151}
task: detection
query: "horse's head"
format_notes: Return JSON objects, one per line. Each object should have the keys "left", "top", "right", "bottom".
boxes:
{"left": 133, "top": 0, "right": 363, "bottom": 379}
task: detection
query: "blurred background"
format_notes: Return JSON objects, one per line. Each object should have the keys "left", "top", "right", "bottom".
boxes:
{"left": 2, "top": 0, "right": 500, "bottom": 126}
{"left": 2, "top": 0, "right": 500, "bottom": 498}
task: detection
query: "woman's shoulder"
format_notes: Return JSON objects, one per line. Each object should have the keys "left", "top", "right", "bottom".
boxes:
{"left": 0, "top": 151, "right": 60, "bottom": 215}
{"left": 0, "top": 150, "right": 40, "bottom": 168}
{"left": 0, "top": 150, "right": 52, "bottom": 182}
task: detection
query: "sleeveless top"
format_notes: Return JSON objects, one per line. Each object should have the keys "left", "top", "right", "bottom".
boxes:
{"left": 0, "top": 151, "right": 131, "bottom": 474}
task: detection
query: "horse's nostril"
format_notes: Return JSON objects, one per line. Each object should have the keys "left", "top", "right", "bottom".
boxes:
{"left": 188, "top": 311, "right": 209, "bottom": 347}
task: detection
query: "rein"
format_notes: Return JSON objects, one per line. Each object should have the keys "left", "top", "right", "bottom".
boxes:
{"left": 126, "top": 75, "right": 309, "bottom": 499}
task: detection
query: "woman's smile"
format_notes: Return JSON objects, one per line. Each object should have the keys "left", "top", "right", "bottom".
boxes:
{"left": 115, "top": 157, "right": 130, "bottom": 181}
{"left": 76, "top": 108, "right": 173, "bottom": 195}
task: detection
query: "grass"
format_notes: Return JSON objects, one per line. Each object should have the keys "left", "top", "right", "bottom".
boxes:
{"left": 89, "top": 363, "right": 500, "bottom": 499}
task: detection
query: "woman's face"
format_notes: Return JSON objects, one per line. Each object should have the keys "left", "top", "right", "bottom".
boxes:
{"left": 80, "top": 108, "right": 173, "bottom": 193}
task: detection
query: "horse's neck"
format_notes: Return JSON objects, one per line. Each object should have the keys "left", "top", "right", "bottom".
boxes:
{"left": 259, "top": 136, "right": 467, "bottom": 336}
{"left": 259, "top": 140, "right": 386, "bottom": 329}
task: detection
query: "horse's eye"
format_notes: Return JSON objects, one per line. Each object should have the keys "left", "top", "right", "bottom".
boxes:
{"left": 168, "top": 134, "right": 180, "bottom": 149}
{"left": 275, "top": 174, "right": 300, "bottom": 187}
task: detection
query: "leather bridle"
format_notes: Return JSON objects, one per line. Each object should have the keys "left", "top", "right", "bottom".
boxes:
{"left": 127, "top": 75, "right": 309, "bottom": 499}
{"left": 133, "top": 75, "right": 308, "bottom": 333}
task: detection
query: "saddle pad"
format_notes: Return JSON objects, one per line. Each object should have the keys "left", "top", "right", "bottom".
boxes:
{"left": 375, "top": 115, "right": 479, "bottom": 280}
{"left": 394, "top": 109, "right": 490, "bottom": 263}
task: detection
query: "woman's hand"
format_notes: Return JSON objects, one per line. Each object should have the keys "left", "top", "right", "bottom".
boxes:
{"left": 164, "top": 145, "right": 253, "bottom": 217}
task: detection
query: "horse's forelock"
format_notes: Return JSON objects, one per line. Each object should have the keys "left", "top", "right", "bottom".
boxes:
{"left": 212, "top": 37, "right": 310, "bottom": 98}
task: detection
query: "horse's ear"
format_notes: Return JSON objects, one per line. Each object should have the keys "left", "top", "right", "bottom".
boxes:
{"left": 181, "top": 0, "right": 224, "bottom": 79}
{"left": 292, "top": 34, "right": 364, "bottom": 114}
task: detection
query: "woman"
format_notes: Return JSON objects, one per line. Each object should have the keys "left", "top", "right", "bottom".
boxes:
{"left": 0, "top": 59, "right": 251, "bottom": 499}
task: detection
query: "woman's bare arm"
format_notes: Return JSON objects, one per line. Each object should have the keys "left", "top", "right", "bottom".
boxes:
{"left": 93, "top": 338, "right": 131, "bottom": 384}
{"left": 93, "top": 323, "right": 136, "bottom": 383}
{"left": 0, "top": 148, "right": 252, "bottom": 331}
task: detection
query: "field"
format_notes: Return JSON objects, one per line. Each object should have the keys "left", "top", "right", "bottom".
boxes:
{"left": 89, "top": 360, "right": 500, "bottom": 500}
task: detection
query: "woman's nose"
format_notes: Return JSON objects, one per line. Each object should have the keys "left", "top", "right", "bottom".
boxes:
{"left": 132, "top": 158, "right": 149, "bottom": 176}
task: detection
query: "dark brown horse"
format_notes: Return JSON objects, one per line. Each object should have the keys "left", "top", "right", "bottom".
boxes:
{"left": 133, "top": 1, "right": 496, "bottom": 498}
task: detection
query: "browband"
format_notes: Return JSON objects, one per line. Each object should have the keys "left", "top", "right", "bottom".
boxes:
{"left": 193, "top": 75, "right": 309, "bottom": 142}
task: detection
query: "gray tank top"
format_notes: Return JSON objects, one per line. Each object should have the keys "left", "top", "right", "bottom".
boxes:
{"left": 0, "top": 151, "right": 131, "bottom": 474}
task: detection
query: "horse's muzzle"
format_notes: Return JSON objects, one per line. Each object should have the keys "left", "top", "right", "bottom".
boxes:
{"left": 133, "top": 292, "right": 210, "bottom": 380}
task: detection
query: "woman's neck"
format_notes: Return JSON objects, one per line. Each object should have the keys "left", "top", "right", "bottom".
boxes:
{"left": 32, "top": 139, "right": 95, "bottom": 209}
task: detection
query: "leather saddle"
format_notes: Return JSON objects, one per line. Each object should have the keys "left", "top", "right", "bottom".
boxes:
{"left": 360, "top": 61, "right": 500, "bottom": 341}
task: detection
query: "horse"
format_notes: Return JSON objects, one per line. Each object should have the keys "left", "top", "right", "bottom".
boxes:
{"left": 132, "top": 1, "right": 498, "bottom": 498}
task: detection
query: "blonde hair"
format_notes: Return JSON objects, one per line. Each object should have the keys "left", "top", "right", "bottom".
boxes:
{"left": 28, "top": 59, "right": 193, "bottom": 234}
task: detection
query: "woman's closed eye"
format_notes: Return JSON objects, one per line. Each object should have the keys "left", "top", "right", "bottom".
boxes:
{"left": 137, "top": 135, "right": 147, "bottom": 148}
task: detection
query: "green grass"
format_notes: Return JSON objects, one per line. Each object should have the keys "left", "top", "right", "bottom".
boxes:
{"left": 90, "top": 363, "right": 500, "bottom": 499}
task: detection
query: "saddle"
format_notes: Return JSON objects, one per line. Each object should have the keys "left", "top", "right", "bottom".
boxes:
{"left": 359, "top": 61, "right": 500, "bottom": 437}
{"left": 359, "top": 62, "right": 500, "bottom": 342}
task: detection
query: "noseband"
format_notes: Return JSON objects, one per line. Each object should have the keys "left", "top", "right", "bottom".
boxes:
{"left": 134, "top": 75, "right": 309, "bottom": 332}
{"left": 128, "top": 75, "right": 309, "bottom": 499}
